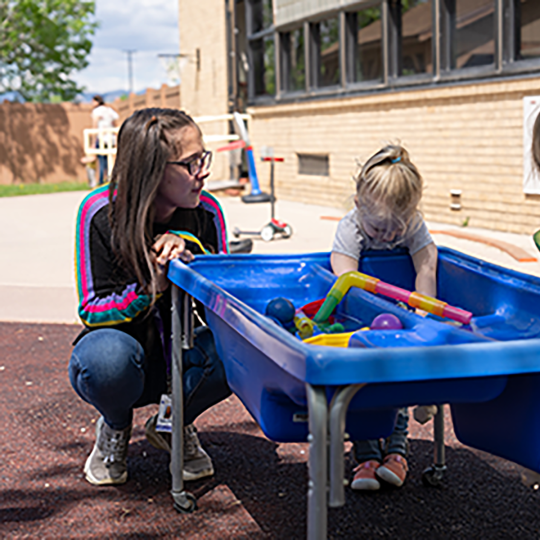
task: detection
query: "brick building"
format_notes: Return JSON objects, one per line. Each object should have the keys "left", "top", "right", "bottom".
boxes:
{"left": 179, "top": 0, "right": 540, "bottom": 233}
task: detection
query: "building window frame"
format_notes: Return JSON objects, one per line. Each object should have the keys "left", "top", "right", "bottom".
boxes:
{"left": 244, "top": 0, "right": 540, "bottom": 106}
{"left": 246, "top": 0, "right": 276, "bottom": 101}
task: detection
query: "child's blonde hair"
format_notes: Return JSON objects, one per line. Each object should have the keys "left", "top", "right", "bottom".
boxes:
{"left": 355, "top": 144, "right": 423, "bottom": 231}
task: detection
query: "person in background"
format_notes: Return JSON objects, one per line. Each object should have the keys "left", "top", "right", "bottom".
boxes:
{"left": 331, "top": 144, "right": 438, "bottom": 491}
{"left": 91, "top": 94, "right": 119, "bottom": 185}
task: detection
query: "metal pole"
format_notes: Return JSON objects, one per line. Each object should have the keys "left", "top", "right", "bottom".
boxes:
{"left": 124, "top": 49, "right": 136, "bottom": 94}
{"left": 434, "top": 404, "right": 445, "bottom": 467}
{"left": 328, "top": 384, "right": 365, "bottom": 507}
{"left": 170, "top": 286, "right": 196, "bottom": 513}
{"left": 270, "top": 158, "right": 275, "bottom": 220}
{"left": 306, "top": 384, "right": 328, "bottom": 540}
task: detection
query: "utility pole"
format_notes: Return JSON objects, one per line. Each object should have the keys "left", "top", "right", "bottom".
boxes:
{"left": 123, "top": 49, "right": 137, "bottom": 94}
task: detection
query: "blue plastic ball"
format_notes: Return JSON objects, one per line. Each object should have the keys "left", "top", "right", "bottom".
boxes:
{"left": 265, "top": 297, "right": 295, "bottom": 325}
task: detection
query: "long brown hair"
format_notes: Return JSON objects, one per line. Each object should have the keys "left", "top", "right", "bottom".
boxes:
{"left": 108, "top": 107, "right": 200, "bottom": 303}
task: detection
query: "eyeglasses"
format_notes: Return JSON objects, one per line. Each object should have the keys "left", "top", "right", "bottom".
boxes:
{"left": 167, "top": 150, "right": 212, "bottom": 176}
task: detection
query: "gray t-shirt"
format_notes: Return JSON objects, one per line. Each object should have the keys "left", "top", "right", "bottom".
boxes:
{"left": 332, "top": 209, "right": 433, "bottom": 261}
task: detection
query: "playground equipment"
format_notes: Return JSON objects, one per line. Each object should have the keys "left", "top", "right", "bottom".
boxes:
{"left": 168, "top": 247, "right": 540, "bottom": 539}
{"left": 83, "top": 127, "right": 119, "bottom": 176}
{"left": 232, "top": 153, "right": 293, "bottom": 242}
{"left": 224, "top": 112, "right": 292, "bottom": 242}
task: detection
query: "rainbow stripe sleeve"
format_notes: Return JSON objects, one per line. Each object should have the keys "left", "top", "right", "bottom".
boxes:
{"left": 200, "top": 190, "right": 229, "bottom": 254}
{"left": 74, "top": 185, "right": 152, "bottom": 327}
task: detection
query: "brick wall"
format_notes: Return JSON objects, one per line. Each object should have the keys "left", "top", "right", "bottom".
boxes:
{"left": 248, "top": 76, "right": 540, "bottom": 234}
{"left": 0, "top": 101, "right": 92, "bottom": 185}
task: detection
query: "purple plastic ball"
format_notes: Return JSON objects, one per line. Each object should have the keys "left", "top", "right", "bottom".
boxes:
{"left": 265, "top": 297, "right": 295, "bottom": 325}
{"left": 370, "top": 313, "right": 403, "bottom": 330}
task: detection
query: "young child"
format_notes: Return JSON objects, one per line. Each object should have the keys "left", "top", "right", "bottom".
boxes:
{"left": 331, "top": 144, "right": 438, "bottom": 491}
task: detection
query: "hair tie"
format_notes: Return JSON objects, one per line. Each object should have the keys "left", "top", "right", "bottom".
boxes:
{"left": 145, "top": 116, "right": 159, "bottom": 131}
{"left": 391, "top": 156, "right": 402, "bottom": 164}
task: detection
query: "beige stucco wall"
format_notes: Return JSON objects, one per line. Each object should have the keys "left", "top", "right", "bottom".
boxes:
{"left": 179, "top": 0, "right": 231, "bottom": 180}
{"left": 0, "top": 102, "right": 92, "bottom": 185}
{"left": 248, "top": 76, "right": 540, "bottom": 234}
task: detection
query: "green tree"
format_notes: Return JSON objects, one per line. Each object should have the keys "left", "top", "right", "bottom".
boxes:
{"left": 0, "top": 0, "right": 97, "bottom": 102}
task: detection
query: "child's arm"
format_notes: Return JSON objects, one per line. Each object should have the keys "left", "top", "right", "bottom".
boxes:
{"left": 330, "top": 252, "right": 358, "bottom": 276}
{"left": 411, "top": 242, "right": 438, "bottom": 297}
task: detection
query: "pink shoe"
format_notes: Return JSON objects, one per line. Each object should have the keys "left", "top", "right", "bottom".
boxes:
{"left": 351, "top": 460, "right": 381, "bottom": 491}
{"left": 376, "top": 453, "right": 408, "bottom": 487}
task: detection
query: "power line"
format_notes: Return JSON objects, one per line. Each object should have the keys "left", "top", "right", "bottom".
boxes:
{"left": 123, "top": 49, "right": 137, "bottom": 94}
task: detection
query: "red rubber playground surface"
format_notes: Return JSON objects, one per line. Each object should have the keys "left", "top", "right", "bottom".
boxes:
{"left": 2, "top": 321, "right": 540, "bottom": 539}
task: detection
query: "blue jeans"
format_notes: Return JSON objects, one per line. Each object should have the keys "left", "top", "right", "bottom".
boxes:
{"left": 69, "top": 326, "right": 231, "bottom": 430}
{"left": 97, "top": 155, "right": 108, "bottom": 185}
{"left": 353, "top": 408, "right": 409, "bottom": 462}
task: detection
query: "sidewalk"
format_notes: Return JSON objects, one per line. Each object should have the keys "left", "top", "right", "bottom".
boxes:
{"left": 0, "top": 190, "right": 539, "bottom": 323}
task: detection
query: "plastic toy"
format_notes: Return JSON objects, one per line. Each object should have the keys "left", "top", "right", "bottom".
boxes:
{"left": 303, "top": 331, "right": 357, "bottom": 347}
{"left": 265, "top": 297, "right": 295, "bottom": 329}
{"left": 370, "top": 313, "right": 403, "bottom": 330}
{"left": 534, "top": 229, "right": 540, "bottom": 252}
{"left": 314, "top": 271, "right": 472, "bottom": 325}
{"left": 294, "top": 310, "right": 315, "bottom": 339}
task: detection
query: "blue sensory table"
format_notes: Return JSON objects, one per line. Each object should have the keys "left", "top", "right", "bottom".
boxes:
{"left": 168, "top": 248, "right": 540, "bottom": 540}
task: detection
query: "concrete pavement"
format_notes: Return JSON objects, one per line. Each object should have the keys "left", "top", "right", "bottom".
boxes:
{"left": 1, "top": 189, "right": 539, "bottom": 323}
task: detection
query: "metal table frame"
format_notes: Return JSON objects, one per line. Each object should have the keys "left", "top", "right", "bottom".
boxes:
{"left": 170, "top": 286, "right": 447, "bottom": 539}
{"left": 305, "top": 383, "right": 448, "bottom": 539}
{"left": 170, "top": 286, "right": 197, "bottom": 513}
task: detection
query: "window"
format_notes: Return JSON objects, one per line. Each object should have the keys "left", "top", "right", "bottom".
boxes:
{"left": 401, "top": 0, "right": 432, "bottom": 75}
{"left": 280, "top": 27, "right": 305, "bottom": 92}
{"left": 252, "top": 36, "right": 276, "bottom": 96}
{"left": 319, "top": 17, "right": 340, "bottom": 87}
{"left": 252, "top": 0, "right": 273, "bottom": 33}
{"left": 453, "top": 0, "right": 495, "bottom": 69}
{"left": 247, "top": 0, "right": 275, "bottom": 98}
{"left": 243, "top": 0, "right": 540, "bottom": 104}
{"left": 354, "top": 6, "right": 383, "bottom": 82}
{"left": 518, "top": 0, "right": 540, "bottom": 61}
{"left": 298, "top": 154, "right": 329, "bottom": 176}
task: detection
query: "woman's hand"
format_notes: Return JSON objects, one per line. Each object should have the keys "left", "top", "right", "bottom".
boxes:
{"left": 151, "top": 234, "right": 194, "bottom": 292}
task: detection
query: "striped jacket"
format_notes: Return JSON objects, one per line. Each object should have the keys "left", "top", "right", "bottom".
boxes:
{"left": 74, "top": 184, "right": 228, "bottom": 405}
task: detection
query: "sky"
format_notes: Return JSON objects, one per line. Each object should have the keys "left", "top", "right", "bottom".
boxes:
{"left": 73, "top": 0, "right": 180, "bottom": 97}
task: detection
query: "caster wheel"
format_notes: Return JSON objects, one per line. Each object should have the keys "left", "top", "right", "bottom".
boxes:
{"left": 173, "top": 491, "right": 197, "bottom": 513}
{"left": 422, "top": 465, "right": 446, "bottom": 487}
{"left": 282, "top": 225, "right": 293, "bottom": 238}
{"left": 232, "top": 227, "right": 241, "bottom": 238}
{"left": 261, "top": 225, "right": 274, "bottom": 242}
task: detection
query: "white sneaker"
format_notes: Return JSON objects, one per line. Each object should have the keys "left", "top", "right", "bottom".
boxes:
{"left": 84, "top": 417, "right": 131, "bottom": 485}
{"left": 145, "top": 415, "right": 214, "bottom": 481}
{"left": 183, "top": 424, "right": 214, "bottom": 481}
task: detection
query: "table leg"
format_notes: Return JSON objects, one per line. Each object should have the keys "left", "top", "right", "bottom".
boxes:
{"left": 328, "top": 384, "right": 366, "bottom": 507}
{"left": 306, "top": 384, "right": 328, "bottom": 540}
{"left": 421, "top": 404, "right": 447, "bottom": 487}
{"left": 171, "top": 285, "right": 196, "bottom": 513}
